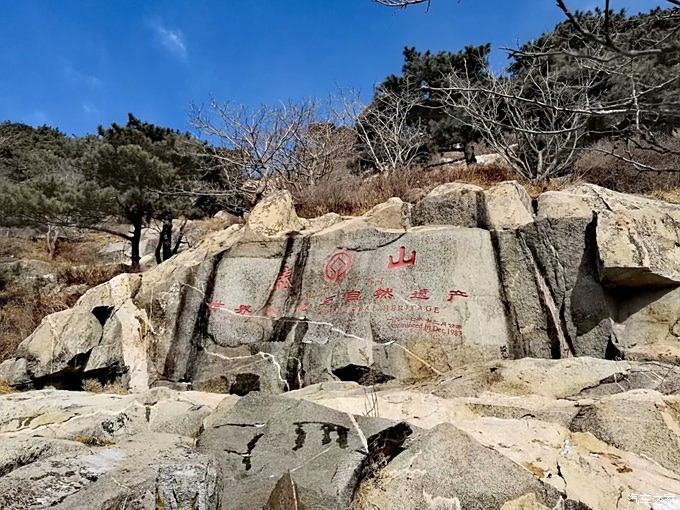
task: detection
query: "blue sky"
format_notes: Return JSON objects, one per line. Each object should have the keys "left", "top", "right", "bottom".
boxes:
{"left": 0, "top": 0, "right": 667, "bottom": 136}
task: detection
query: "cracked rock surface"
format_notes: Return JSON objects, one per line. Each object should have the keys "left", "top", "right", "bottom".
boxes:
{"left": 3, "top": 184, "right": 680, "bottom": 507}
{"left": 2, "top": 358, "right": 680, "bottom": 508}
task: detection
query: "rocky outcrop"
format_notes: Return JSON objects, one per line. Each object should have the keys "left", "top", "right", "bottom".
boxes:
{"left": 2, "top": 183, "right": 680, "bottom": 396}
{"left": 3, "top": 358, "right": 680, "bottom": 508}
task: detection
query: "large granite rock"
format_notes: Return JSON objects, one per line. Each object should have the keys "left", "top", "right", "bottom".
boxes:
{"left": 6, "top": 182, "right": 680, "bottom": 393}
{"left": 198, "top": 393, "right": 413, "bottom": 510}
{"left": 246, "top": 190, "right": 304, "bottom": 237}
{"left": 3, "top": 358, "right": 680, "bottom": 509}
{"left": 412, "top": 182, "right": 484, "bottom": 228}
{"left": 352, "top": 423, "right": 563, "bottom": 510}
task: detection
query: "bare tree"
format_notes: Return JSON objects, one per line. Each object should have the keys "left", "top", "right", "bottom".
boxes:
{"left": 379, "top": 0, "right": 680, "bottom": 175}
{"left": 437, "top": 62, "right": 598, "bottom": 181}
{"left": 374, "top": 0, "right": 430, "bottom": 6}
{"left": 505, "top": 3, "right": 680, "bottom": 173}
{"left": 190, "top": 98, "right": 354, "bottom": 200}
{"left": 291, "top": 121, "right": 355, "bottom": 188}
{"left": 342, "top": 87, "right": 428, "bottom": 174}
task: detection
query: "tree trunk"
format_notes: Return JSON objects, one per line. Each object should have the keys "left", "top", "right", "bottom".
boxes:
{"left": 463, "top": 142, "right": 477, "bottom": 165}
{"left": 130, "top": 219, "right": 143, "bottom": 273}
{"left": 161, "top": 219, "right": 173, "bottom": 261}
{"left": 45, "top": 225, "right": 59, "bottom": 260}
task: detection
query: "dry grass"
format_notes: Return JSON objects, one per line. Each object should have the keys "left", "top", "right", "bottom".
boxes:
{"left": 55, "top": 264, "right": 124, "bottom": 287}
{"left": 574, "top": 136, "right": 680, "bottom": 202}
{"left": 0, "top": 379, "right": 15, "bottom": 394}
{"left": 74, "top": 434, "right": 114, "bottom": 446}
{"left": 295, "top": 162, "right": 525, "bottom": 217}
{"left": 0, "top": 230, "right": 117, "bottom": 265}
{"left": 82, "top": 378, "right": 128, "bottom": 394}
{"left": 0, "top": 262, "right": 124, "bottom": 362}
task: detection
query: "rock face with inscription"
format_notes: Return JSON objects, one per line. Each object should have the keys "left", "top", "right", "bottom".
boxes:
{"left": 3, "top": 183, "right": 680, "bottom": 396}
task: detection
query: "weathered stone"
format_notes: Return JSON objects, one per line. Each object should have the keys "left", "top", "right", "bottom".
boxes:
{"left": 247, "top": 190, "right": 304, "bottom": 236}
{"left": 501, "top": 493, "right": 553, "bottom": 510}
{"left": 0, "top": 388, "right": 230, "bottom": 441}
{"left": 362, "top": 197, "right": 411, "bottom": 229}
{"left": 213, "top": 209, "right": 241, "bottom": 224}
{"left": 155, "top": 457, "right": 222, "bottom": 510}
{"left": 494, "top": 215, "right": 614, "bottom": 359}
{"left": 596, "top": 208, "right": 680, "bottom": 287}
{"left": 0, "top": 433, "right": 215, "bottom": 510}
{"left": 412, "top": 182, "right": 484, "bottom": 227}
{"left": 15, "top": 308, "right": 104, "bottom": 384}
{"left": 303, "top": 212, "right": 344, "bottom": 233}
{"left": 484, "top": 181, "right": 534, "bottom": 229}
{"left": 7, "top": 181, "right": 680, "bottom": 405}
{"left": 570, "top": 390, "right": 680, "bottom": 475}
{"left": 352, "top": 423, "right": 563, "bottom": 510}
{"left": 197, "top": 393, "right": 413, "bottom": 510}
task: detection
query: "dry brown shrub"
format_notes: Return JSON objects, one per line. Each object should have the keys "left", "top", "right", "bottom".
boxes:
{"left": 74, "top": 434, "right": 114, "bottom": 446}
{"left": 81, "top": 378, "right": 128, "bottom": 394}
{"left": 0, "top": 379, "right": 15, "bottom": 394}
{"left": 56, "top": 263, "right": 124, "bottom": 287}
{"left": 295, "top": 161, "right": 538, "bottom": 217}
{"left": 0, "top": 262, "right": 124, "bottom": 362}
{"left": 574, "top": 136, "right": 680, "bottom": 201}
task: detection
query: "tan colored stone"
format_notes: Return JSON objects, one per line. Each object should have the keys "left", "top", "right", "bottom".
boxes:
{"left": 246, "top": 190, "right": 303, "bottom": 236}
{"left": 484, "top": 181, "right": 534, "bottom": 229}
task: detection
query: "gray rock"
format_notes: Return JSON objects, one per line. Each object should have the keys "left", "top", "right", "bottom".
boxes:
{"left": 570, "top": 391, "right": 680, "bottom": 475}
{"left": 213, "top": 210, "right": 241, "bottom": 225}
{"left": 484, "top": 181, "right": 534, "bottom": 229}
{"left": 596, "top": 208, "right": 680, "bottom": 287}
{"left": 362, "top": 197, "right": 411, "bottom": 229}
{"left": 155, "top": 457, "right": 222, "bottom": 510}
{"left": 197, "top": 393, "right": 414, "bottom": 510}
{"left": 412, "top": 182, "right": 484, "bottom": 228}
{"left": 352, "top": 423, "right": 563, "bottom": 510}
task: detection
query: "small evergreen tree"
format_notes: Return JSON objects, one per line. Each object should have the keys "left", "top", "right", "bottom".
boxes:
{"left": 0, "top": 115, "right": 207, "bottom": 271}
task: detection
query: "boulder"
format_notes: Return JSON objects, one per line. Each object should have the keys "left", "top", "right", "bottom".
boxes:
{"left": 362, "top": 197, "right": 411, "bottom": 229}
{"left": 247, "top": 190, "right": 304, "bottom": 236}
{"left": 213, "top": 210, "right": 241, "bottom": 225}
{"left": 197, "top": 392, "right": 414, "bottom": 510}
{"left": 303, "top": 212, "right": 344, "bottom": 233}
{"left": 596, "top": 208, "right": 680, "bottom": 287}
{"left": 352, "top": 423, "right": 563, "bottom": 510}
{"left": 0, "top": 388, "right": 231, "bottom": 442}
{"left": 0, "top": 433, "right": 215, "bottom": 510}
{"left": 570, "top": 390, "right": 680, "bottom": 475}
{"left": 412, "top": 182, "right": 484, "bottom": 228}
{"left": 484, "top": 181, "right": 534, "bottom": 229}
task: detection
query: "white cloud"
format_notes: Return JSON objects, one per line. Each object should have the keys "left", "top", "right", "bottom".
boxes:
{"left": 82, "top": 102, "right": 100, "bottom": 115}
{"left": 63, "top": 62, "right": 101, "bottom": 88}
{"left": 151, "top": 21, "right": 187, "bottom": 61}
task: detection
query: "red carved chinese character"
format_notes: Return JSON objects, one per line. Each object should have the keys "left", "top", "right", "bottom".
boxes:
{"left": 320, "top": 295, "right": 336, "bottom": 306}
{"left": 208, "top": 300, "right": 224, "bottom": 311}
{"left": 373, "top": 288, "right": 394, "bottom": 300}
{"left": 343, "top": 290, "right": 361, "bottom": 303}
{"left": 409, "top": 288, "right": 430, "bottom": 300}
{"left": 273, "top": 267, "right": 293, "bottom": 291}
{"left": 234, "top": 305, "right": 253, "bottom": 315}
{"left": 323, "top": 251, "right": 353, "bottom": 283}
{"left": 387, "top": 246, "right": 416, "bottom": 270}
{"left": 447, "top": 290, "right": 469, "bottom": 300}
